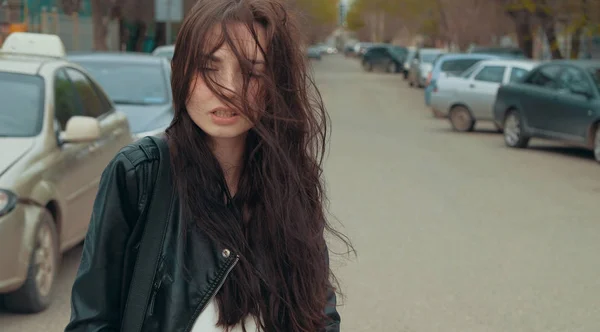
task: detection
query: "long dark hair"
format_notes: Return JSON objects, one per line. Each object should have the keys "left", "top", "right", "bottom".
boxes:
{"left": 167, "top": 0, "right": 352, "bottom": 330}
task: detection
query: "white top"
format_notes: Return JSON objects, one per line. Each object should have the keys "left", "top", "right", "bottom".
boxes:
{"left": 191, "top": 298, "right": 261, "bottom": 331}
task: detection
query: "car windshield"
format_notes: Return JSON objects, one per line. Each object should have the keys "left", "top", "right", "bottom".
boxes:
{"left": 73, "top": 61, "right": 169, "bottom": 105}
{"left": 589, "top": 66, "right": 600, "bottom": 92}
{"left": 421, "top": 52, "right": 441, "bottom": 63}
{"left": 441, "top": 58, "right": 484, "bottom": 74}
{"left": 0, "top": 72, "right": 44, "bottom": 137}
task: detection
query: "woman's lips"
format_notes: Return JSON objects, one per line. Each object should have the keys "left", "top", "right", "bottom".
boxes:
{"left": 210, "top": 108, "right": 240, "bottom": 125}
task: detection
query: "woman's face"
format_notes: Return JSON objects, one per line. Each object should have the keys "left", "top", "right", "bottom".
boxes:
{"left": 186, "top": 23, "right": 267, "bottom": 142}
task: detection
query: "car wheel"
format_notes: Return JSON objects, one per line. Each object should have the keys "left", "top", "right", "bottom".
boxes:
{"left": 449, "top": 105, "right": 475, "bottom": 132}
{"left": 3, "top": 212, "right": 59, "bottom": 313}
{"left": 593, "top": 125, "right": 600, "bottom": 163}
{"left": 362, "top": 61, "right": 373, "bottom": 72}
{"left": 503, "top": 110, "right": 530, "bottom": 148}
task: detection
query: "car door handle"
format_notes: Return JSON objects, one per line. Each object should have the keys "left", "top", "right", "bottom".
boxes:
{"left": 469, "top": 84, "right": 475, "bottom": 88}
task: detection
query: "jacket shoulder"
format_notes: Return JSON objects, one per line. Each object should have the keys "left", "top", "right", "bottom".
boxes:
{"left": 116, "top": 136, "right": 162, "bottom": 168}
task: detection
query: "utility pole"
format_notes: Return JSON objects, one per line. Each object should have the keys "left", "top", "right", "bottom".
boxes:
{"left": 166, "top": 0, "right": 172, "bottom": 44}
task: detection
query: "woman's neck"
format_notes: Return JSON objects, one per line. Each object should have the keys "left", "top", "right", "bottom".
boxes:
{"left": 209, "top": 135, "right": 247, "bottom": 196}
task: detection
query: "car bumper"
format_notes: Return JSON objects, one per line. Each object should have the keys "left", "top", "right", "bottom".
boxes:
{"left": 0, "top": 203, "right": 42, "bottom": 293}
{"left": 430, "top": 93, "right": 451, "bottom": 117}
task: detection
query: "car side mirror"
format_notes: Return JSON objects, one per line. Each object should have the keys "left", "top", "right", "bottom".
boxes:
{"left": 60, "top": 116, "right": 101, "bottom": 143}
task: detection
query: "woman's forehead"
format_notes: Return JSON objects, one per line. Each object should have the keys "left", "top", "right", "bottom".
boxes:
{"left": 206, "top": 22, "right": 268, "bottom": 59}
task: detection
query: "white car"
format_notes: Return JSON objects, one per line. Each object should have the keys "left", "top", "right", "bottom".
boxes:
{"left": 430, "top": 59, "right": 539, "bottom": 132}
{"left": 0, "top": 32, "right": 132, "bottom": 313}
{"left": 152, "top": 44, "right": 175, "bottom": 61}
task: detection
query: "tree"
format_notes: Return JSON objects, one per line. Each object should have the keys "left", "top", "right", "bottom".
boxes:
{"left": 498, "top": 0, "right": 600, "bottom": 59}
{"left": 289, "top": 0, "right": 339, "bottom": 44}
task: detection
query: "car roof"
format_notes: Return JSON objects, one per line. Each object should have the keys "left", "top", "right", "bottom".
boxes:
{"left": 478, "top": 58, "right": 538, "bottom": 68}
{"left": 437, "top": 53, "right": 497, "bottom": 60}
{"left": 419, "top": 48, "right": 445, "bottom": 53}
{"left": 543, "top": 59, "right": 600, "bottom": 69}
{"left": 154, "top": 45, "right": 174, "bottom": 51}
{"left": 67, "top": 52, "right": 166, "bottom": 64}
{"left": 0, "top": 53, "right": 66, "bottom": 75}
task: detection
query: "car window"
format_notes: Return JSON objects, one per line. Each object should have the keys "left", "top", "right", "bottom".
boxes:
{"left": 509, "top": 67, "right": 530, "bottom": 83}
{"left": 74, "top": 60, "right": 170, "bottom": 106}
{"left": 525, "top": 65, "right": 562, "bottom": 89}
{"left": 0, "top": 72, "right": 44, "bottom": 137}
{"left": 461, "top": 63, "right": 481, "bottom": 78}
{"left": 557, "top": 66, "right": 593, "bottom": 96}
{"left": 54, "top": 69, "right": 81, "bottom": 131}
{"left": 66, "top": 68, "right": 110, "bottom": 118}
{"left": 421, "top": 52, "right": 440, "bottom": 63}
{"left": 588, "top": 66, "right": 600, "bottom": 93}
{"left": 441, "top": 59, "right": 483, "bottom": 74}
{"left": 474, "top": 65, "right": 506, "bottom": 83}
{"left": 367, "top": 48, "right": 386, "bottom": 57}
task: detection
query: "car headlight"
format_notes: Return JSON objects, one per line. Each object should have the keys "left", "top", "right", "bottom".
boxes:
{"left": 0, "top": 189, "right": 18, "bottom": 217}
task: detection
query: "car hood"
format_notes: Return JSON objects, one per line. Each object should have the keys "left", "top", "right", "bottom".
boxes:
{"left": 115, "top": 104, "right": 174, "bottom": 134}
{"left": 0, "top": 137, "right": 35, "bottom": 176}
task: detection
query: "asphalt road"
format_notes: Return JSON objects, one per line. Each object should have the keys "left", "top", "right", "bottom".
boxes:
{"left": 2, "top": 54, "right": 600, "bottom": 332}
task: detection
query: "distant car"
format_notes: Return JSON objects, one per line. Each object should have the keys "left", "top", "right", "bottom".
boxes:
{"left": 431, "top": 59, "right": 538, "bottom": 132}
{"left": 0, "top": 32, "right": 132, "bottom": 313}
{"left": 361, "top": 45, "right": 408, "bottom": 73}
{"left": 425, "top": 53, "right": 501, "bottom": 108}
{"left": 152, "top": 44, "right": 175, "bottom": 61}
{"left": 354, "top": 42, "right": 375, "bottom": 58}
{"left": 307, "top": 46, "right": 322, "bottom": 60}
{"left": 68, "top": 52, "right": 174, "bottom": 140}
{"left": 344, "top": 43, "right": 356, "bottom": 57}
{"left": 402, "top": 47, "right": 416, "bottom": 79}
{"left": 408, "top": 48, "right": 446, "bottom": 88}
{"left": 469, "top": 46, "right": 527, "bottom": 58}
{"left": 493, "top": 60, "right": 600, "bottom": 162}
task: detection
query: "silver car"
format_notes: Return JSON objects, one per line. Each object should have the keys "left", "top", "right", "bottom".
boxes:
{"left": 431, "top": 59, "right": 538, "bottom": 132}
{"left": 0, "top": 33, "right": 132, "bottom": 313}
{"left": 408, "top": 48, "right": 446, "bottom": 88}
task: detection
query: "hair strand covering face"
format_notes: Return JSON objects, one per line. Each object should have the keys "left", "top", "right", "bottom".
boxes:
{"left": 167, "top": 0, "right": 354, "bottom": 331}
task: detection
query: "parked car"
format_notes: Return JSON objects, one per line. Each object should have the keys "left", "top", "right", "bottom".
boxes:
{"left": 0, "top": 32, "right": 132, "bottom": 313}
{"left": 307, "top": 46, "right": 322, "bottom": 60}
{"left": 431, "top": 59, "right": 538, "bottom": 131}
{"left": 402, "top": 47, "right": 416, "bottom": 79}
{"left": 424, "top": 53, "right": 500, "bottom": 108}
{"left": 361, "top": 45, "right": 408, "bottom": 73}
{"left": 152, "top": 44, "right": 175, "bottom": 61}
{"left": 69, "top": 52, "right": 173, "bottom": 140}
{"left": 408, "top": 48, "right": 446, "bottom": 88}
{"left": 469, "top": 46, "right": 527, "bottom": 58}
{"left": 493, "top": 60, "right": 600, "bottom": 162}
{"left": 344, "top": 43, "right": 357, "bottom": 57}
{"left": 354, "top": 42, "right": 375, "bottom": 58}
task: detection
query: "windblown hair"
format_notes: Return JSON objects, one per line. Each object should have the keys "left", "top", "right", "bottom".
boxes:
{"left": 167, "top": 0, "right": 351, "bottom": 331}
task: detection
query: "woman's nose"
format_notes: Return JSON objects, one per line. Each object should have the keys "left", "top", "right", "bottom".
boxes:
{"left": 220, "top": 69, "right": 242, "bottom": 96}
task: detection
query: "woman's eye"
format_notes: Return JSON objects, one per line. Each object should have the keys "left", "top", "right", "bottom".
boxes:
{"left": 201, "top": 67, "right": 217, "bottom": 72}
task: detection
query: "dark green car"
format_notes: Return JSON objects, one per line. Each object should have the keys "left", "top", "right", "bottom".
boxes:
{"left": 493, "top": 60, "right": 600, "bottom": 162}
{"left": 361, "top": 45, "right": 408, "bottom": 73}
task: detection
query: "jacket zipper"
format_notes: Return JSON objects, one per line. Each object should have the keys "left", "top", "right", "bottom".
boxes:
{"left": 183, "top": 255, "right": 240, "bottom": 332}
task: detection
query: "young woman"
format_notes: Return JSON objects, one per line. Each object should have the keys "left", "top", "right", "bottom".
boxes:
{"left": 65, "top": 0, "right": 350, "bottom": 331}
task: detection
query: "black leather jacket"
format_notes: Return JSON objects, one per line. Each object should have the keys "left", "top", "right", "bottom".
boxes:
{"left": 65, "top": 137, "right": 340, "bottom": 332}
